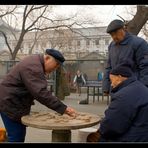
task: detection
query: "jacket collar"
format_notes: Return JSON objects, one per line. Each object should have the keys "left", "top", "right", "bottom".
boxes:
{"left": 111, "top": 76, "right": 137, "bottom": 93}
{"left": 38, "top": 54, "right": 45, "bottom": 73}
{"left": 112, "top": 32, "right": 132, "bottom": 46}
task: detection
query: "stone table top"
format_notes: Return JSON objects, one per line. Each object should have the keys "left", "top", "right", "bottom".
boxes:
{"left": 21, "top": 111, "right": 100, "bottom": 130}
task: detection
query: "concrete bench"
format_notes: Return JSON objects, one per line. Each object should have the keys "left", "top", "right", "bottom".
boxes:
{"left": 78, "top": 127, "right": 98, "bottom": 142}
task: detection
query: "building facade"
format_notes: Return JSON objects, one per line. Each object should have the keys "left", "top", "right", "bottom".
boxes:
{"left": 0, "top": 19, "right": 112, "bottom": 60}
{"left": 9, "top": 27, "right": 111, "bottom": 58}
{"left": 19, "top": 26, "right": 111, "bottom": 58}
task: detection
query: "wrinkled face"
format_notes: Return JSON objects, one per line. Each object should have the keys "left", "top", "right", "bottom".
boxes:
{"left": 109, "top": 74, "right": 127, "bottom": 88}
{"left": 110, "top": 28, "right": 126, "bottom": 43}
{"left": 44, "top": 55, "right": 60, "bottom": 74}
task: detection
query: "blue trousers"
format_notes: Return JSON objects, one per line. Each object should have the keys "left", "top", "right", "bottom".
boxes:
{"left": 0, "top": 112, "right": 26, "bottom": 142}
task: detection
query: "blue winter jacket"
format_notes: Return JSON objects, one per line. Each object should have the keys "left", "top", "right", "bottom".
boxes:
{"left": 103, "top": 32, "right": 148, "bottom": 92}
{"left": 100, "top": 76, "right": 148, "bottom": 142}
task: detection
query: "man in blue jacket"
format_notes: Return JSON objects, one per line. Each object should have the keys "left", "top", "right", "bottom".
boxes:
{"left": 103, "top": 19, "right": 148, "bottom": 95}
{"left": 88, "top": 63, "right": 148, "bottom": 142}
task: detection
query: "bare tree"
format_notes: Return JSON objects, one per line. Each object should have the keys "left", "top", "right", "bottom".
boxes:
{"left": 0, "top": 5, "right": 17, "bottom": 18}
{"left": 126, "top": 5, "right": 148, "bottom": 35}
{"left": 0, "top": 5, "right": 96, "bottom": 60}
{"left": 28, "top": 30, "right": 46, "bottom": 54}
{"left": 47, "top": 29, "right": 74, "bottom": 52}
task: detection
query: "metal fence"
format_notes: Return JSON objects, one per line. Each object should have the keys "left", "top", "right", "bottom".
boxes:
{"left": 64, "top": 59, "right": 107, "bottom": 82}
{"left": 0, "top": 60, "right": 19, "bottom": 79}
{"left": 0, "top": 59, "right": 107, "bottom": 94}
{"left": 0, "top": 59, "right": 109, "bottom": 103}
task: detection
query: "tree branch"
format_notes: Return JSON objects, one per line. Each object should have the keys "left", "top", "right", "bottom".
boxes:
{"left": 25, "top": 5, "right": 48, "bottom": 31}
{"left": 41, "top": 13, "right": 78, "bottom": 22}
{"left": 0, "top": 31, "right": 13, "bottom": 56}
{"left": 27, "top": 22, "right": 88, "bottom": 39}
{"left": 0, "top": 6, "right": 17, "bottom": 18}
{"left": 127, "top": 5, "right": 148, "bottom": 35}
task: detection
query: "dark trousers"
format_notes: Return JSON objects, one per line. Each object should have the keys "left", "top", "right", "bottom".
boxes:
{"left": 0, "top": 112, "right": 26, "bottom": 142}
{"left": 76, "top": 83, "right": 83, "bottom": 95}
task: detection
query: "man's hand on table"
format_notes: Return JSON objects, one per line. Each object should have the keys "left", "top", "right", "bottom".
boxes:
{"left": 87, "top": 129, "right": 101, "bottom": 142}
{"left": 64, "top": 107, "right": 77, "bottom": 118}
{"left": 103, "top": 91, "right": 109, "bottom": 96}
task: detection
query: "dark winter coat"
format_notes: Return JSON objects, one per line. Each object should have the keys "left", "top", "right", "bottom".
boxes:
{"left": 100, "top": 76, "right": 148, "bottom": 142}
{"left": 0, "top": 55, "right": 67, "bottom": 121}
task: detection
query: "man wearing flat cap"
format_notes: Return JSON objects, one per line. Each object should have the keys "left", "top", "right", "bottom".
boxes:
{"left": 87, "top": 62, "right": 148, "bottom": 142}
{"left": 103, "top": 19, "right": 148, "bottom": 95}
{"left": 0, "top": 48, "right": 76, "bottom": 142}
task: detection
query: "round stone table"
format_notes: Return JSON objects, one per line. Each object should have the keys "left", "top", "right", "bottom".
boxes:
{"left": 21, "top": 111, "right": 100, "bottom": 142}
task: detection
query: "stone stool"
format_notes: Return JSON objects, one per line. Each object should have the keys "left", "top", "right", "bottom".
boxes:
{"left": 78, "top": 127, "right": 97, "bottom": 142}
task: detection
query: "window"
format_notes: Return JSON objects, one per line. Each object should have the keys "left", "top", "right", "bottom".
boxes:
{"left": 77, "top": 40, "right": 81, "bottom": 46}
{"left": 68, "top": 41, "right": 72, "bottom": 47}
{"left": 28, "top": 43, "right": 31, "bottom": 48}
{"left": 36, "top": 43, "right": 39, "bottom": 48}
{"left": 95, "top": 39, "right": 99, "bottom": 45}
{"left": 42, "top": 42, "right": 46, "bottom": 48}
{"left": 105, "top": 39, "right": 110, "bottom": 45}
{"left": 86, "top": 40, "right": 90, "bottom": 46}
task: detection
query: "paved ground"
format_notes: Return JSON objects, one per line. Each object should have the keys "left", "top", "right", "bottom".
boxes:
{"left": 0, "top": 93, "right": 109, "bottom": 143}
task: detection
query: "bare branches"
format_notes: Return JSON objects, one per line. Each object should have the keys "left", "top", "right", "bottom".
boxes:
{"left": 28, "top": 30, "right": 45, "bottom": 54}
{"left": 0, "top": 6, "right": 17, "bottom": 18}
{"left": 127, "top": 5, "right": 148, "bottom": 35}
{"left": 0, "top": 5, "right": 101, "bottom": 60}
{"left": 0, "top": 31, "right": 13, "bottom": 56}
{"left": 25, "top": 5, "right": 48, "bottom": 32}
{"left": 41, "top": 12, "right": 78, "bottom": 23}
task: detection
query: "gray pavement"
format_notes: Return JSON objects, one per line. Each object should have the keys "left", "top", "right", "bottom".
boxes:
{"left": 0, "top": 93, "right": 109, "bottom": 143}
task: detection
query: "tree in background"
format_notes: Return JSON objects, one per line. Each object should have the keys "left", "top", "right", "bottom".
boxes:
{"left": 0, "top": 5, "right": 96, "bottom": 60}
{"left": 121, "top": 5, "right": 148, "bottom": 36}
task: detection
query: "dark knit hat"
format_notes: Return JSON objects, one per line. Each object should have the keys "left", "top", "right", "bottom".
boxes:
{"left": 45, "top": 48, "right": 65, "bottom": 64}
{"left": 110, "top": 62, "right": 133, "bottom": 77}
{"left": 106, "top": 19, "right": 124, "bottom": 33}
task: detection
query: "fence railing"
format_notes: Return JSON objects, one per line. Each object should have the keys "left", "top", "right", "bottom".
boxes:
{"left": 0, "top": 59, "right": 107, "bottom": 94}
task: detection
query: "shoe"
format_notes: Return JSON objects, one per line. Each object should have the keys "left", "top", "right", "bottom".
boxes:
{"left": 79, "top": 99, "right": 88, "bottom": 104}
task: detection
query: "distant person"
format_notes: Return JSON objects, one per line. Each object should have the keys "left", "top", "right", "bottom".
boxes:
{"left": 73, "top": 70, "right": 86, "bottom": 96}
{"left": 83, "top": 73, "right": 88, "bottom": 81}
{"left": 0, "top": 48, "right": 76, "bottom": 142}
{"left": 97, "top": 71, "right": 103, "bottom": 81}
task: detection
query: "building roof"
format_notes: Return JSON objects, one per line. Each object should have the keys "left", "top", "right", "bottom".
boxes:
{"left": 72, "top": 26, "right": 108, "bottom": 37}
{"left": 81, "top": 51, "right": 107, "bottom": 60}
{"left": 29, "top": 26, "right": 109, "bottom": 39}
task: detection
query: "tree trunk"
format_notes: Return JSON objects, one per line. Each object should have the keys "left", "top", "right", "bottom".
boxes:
{"left": 11, "top": 32, "right": 25, "bottom": 60}
{"left": 127, "top": 5, "right": 148, "bottom": 35}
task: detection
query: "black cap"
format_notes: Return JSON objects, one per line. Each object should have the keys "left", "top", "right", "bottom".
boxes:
{"left": 110, "top": 61, "right": 133, "bottom": 77}
{"left": 45, "top": 48, "right": 65, "bottom": 64}
{"left": 106, "top": 19, "right": 124, "bottom": 33}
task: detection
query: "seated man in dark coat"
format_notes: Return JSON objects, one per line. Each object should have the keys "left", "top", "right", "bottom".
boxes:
{"left": 87, "top": 62, "right": 148, "bottom": 142}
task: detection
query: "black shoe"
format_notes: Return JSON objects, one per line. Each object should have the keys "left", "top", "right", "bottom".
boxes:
{"left": 79, "top": 99, "right": 88, "bottom": 104}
